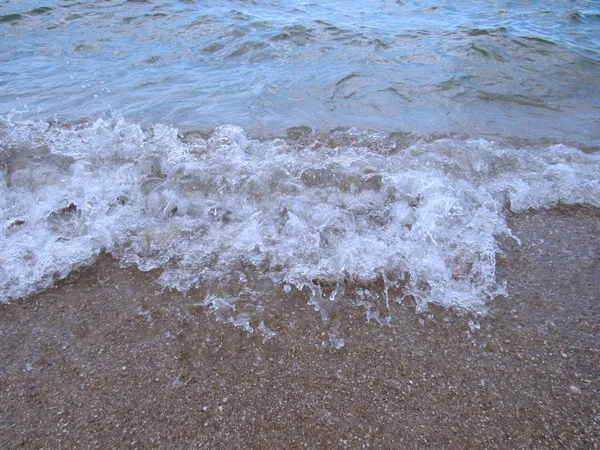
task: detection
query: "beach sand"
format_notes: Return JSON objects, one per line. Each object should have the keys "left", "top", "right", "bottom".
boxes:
{"left": 1, "top": 206, "right": 598, "bottom": 448}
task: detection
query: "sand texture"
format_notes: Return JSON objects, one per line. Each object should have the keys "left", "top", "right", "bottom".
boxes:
{"left": 1, "top": 206, "right": 599, "bottom": 448}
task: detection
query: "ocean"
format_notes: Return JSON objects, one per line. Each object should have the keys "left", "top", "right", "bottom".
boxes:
{"left": 1, "top": 0, "right": 599, "bottom": 324}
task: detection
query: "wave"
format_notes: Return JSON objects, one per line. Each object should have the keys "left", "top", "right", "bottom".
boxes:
{"left": 1, "top": 115, "right": 599, "bottom": 324}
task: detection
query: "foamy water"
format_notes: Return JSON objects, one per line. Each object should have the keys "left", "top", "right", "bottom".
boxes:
{"left": 1, "top": 116, "right": 598, "bottom": 324}
{"left": 1, "top": 0, "right": 600, "bottom": 328}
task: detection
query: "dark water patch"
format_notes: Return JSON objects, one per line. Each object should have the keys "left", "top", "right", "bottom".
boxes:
{"left": 228, "top": 10, "right": 253, "bottom": 22}
{"left": 378, "top": 86, "right": 411, "bottom": 102}
{"left": 64, "top": 13, "right": 85, "bottom": 21}
{"left": 141, "top": 55, "right": 164, "bottom": 65}
{"left": 269, "top": 24, "right": 314, "bottom": 46}
{"left": 202, "top": 42, "right": 225, "bottom": 53}
{"left": 347, "top": 35, "right": 394, "bottom": 50}
{"left": 226, "top": 41, "right": 267, "bottom": 58}
{"left": 466, "top": 27, "right": 507, "bottom": 37}
{"left": 466, "top": 43, "right": 509, "bottom": 62}
{"left": 330, "top": 72, "right": 371, "bottom": 101}
{"left": 72, "top": 41, "right": 98, "bottom": 53}
{"left": 0, "top": 13, "right": 23, "bottom": 23}
{"left": 569, "top": 10, "right": 600, "bottom": 23}
{"left": 436, "top": 76, "right": 470, "bottom": 93}
{"left": 520, "top": 35, "right": 558, "bottom": 47}
{"left": 218, "top": 24, "right": 246, "bottom": 40}
{"left": 476, "top": 91, "right": 564, "bottom": 111}
{"left": 29, "top": 7, "right": 53, "bottom": 16}
{"left": 247, "top": 20, "right": 271, "bottom": 31}
{"left": 285, "top": 125, "right": 312, "bottom": 141}
{"left": 122, "top": 12, "right": 167, "bottom": 24}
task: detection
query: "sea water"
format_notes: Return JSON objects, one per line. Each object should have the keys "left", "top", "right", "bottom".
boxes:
{"left": 1, "top": 1, "right": 599, "bottom": 325}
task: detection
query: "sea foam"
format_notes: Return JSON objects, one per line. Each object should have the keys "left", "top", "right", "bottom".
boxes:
{"left": 1, "top": 115, "right": 599, "bottom": 322}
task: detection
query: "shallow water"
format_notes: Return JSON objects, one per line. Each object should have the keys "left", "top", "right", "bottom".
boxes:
{"left": 1, "top": 0, "right": 599, "bottom": 142}
{"left": 1, "top": 0, "right": 599, "bottom": 321}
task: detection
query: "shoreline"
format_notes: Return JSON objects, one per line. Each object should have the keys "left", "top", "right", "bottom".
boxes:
{"left": 1, "top": 206, "right": 599, "bottom": 448}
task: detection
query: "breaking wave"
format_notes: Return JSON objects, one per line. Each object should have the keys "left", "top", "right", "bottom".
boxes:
{"left": 1, "top": 115, "right": 599, "bottom": 322}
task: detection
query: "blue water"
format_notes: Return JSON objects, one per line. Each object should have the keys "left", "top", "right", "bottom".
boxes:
{"left": 1, "top": 1, "right": 600, "bottom": 323}
{"left": 1, "top": 0, "right": 599, "bottom": 143}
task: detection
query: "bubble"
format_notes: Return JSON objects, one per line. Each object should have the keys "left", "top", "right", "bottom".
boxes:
{"left": 2, "top": 116, "right": 599, "bottom": 326}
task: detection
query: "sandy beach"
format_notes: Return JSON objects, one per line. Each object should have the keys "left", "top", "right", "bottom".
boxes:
{"left": 1, "top": 205, "right": 598, "bottom": 448}
{"left": 2, "top": 1, "right": 600, "bottom": 448}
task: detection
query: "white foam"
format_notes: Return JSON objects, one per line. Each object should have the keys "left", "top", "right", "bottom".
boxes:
{"left": 1, "top": 116, "right": 599, "bottom": 322}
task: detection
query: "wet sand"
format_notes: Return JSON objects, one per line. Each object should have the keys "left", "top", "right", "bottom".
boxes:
{"left": 1, "top": 206, "right": 599, "bottom": 449}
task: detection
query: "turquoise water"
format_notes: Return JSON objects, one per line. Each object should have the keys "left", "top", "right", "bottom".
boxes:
{"left": 1, "top": 0, "right": 599, "bottom": 143}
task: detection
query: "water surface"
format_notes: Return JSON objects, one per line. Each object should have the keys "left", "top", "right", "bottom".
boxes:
{"left": 1, "top": 0, "right": 599, "bottom": 142}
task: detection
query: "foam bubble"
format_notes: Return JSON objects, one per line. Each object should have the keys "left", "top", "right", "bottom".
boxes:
{"left": 1, "top": 116, "right": 599, "bottom": 324}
